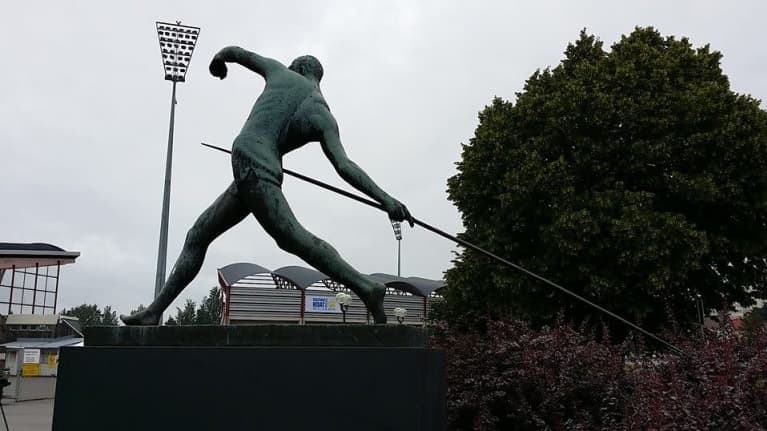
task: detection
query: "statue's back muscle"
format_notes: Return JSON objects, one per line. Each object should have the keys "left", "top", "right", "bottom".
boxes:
{"left": 231, "top": 71, "right": 326, "bottom": 186}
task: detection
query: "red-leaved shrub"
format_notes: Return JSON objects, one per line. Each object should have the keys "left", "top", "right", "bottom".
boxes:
{"left": 433, "top": 318, "right": 767, "bottom": 430}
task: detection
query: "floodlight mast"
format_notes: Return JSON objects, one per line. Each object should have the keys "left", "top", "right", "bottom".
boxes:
{"left": 153, "top": 21, "right": 200, "bottom": 321}
{"left": 391, "top": 221, "right": 402, "bottom": 276}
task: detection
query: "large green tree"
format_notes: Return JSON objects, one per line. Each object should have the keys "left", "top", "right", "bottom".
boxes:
{"left": 743, "top": 304, "right": 767, "bottom": 331}
{"left": 442, "top": 28, "right": 767, "bottom": 333}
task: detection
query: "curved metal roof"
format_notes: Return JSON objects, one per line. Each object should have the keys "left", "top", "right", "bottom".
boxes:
{"left": 218, "top": 262, "right": 272, "bottom": 286}
{"left": 272, "top": 266, "right": 328, "bottom": 290}
{"left": 398, "top": 276, "right": 446, "bottom": 296}
{"left": 219, "top": 263, "right": 445, "bottom": 297}
{"left": 369, "top": 273, "right": 446, "bottom": 297}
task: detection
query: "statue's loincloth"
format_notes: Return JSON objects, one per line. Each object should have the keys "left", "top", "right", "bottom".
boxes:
{"left": 231, "top": 145, "right": 283, "bottom": 192}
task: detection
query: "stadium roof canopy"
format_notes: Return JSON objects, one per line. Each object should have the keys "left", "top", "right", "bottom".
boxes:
{"left": 0, "top": 242, "right": 80, "bottom": 270}
{"left": 218, "top": 262, "right": 445, "bottom": 297}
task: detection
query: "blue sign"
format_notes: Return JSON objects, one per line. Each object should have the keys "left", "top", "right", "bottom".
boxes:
{"left": 305, "top": 295, "right": 341, "bottom": 313}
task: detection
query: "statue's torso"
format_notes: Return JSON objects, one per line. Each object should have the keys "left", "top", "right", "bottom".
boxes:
{"left": 231, "top": 70, "right": 328, "bottom": 186}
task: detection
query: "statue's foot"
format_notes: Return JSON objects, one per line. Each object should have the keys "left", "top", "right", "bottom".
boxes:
{"left": 120, "top": 309, "right": 161, "bottom": 326}
{"left": 359, "top": 284, "right": 387, "bottom": 324}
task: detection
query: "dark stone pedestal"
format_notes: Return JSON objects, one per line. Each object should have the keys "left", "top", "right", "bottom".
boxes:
{"left": 53, "top": 325, "right": 445, "bottom": 431}
{"left": 83, "top": 323, "right": 432, "bottom": 348}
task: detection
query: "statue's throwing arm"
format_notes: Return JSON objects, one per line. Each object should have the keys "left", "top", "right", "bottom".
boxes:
{"left": 215, "top": 46, "right": 283, "bottom": 77}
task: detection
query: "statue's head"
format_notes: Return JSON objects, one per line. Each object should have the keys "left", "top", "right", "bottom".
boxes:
{"left": 289, "top": 55, "right": 324, "bottom": 82}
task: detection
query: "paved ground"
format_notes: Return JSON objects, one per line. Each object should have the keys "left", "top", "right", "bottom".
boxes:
{"left": 1, "top": 398, "right": 53, "bottom": 431}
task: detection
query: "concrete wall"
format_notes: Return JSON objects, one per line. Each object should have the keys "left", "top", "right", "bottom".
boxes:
{"left": 5, "top": 376, "right": 56, "bottom": 401}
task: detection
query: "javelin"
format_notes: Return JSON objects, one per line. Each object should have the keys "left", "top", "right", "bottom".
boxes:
{"left": 201, "top": 142, "right": 687, "bottom": 356}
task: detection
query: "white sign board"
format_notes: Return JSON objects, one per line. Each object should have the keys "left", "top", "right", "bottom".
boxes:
{"left": 305, "top": 295, "right": 341, "bottom": 313}
{"left": 23, "top": 349, "right": 41, "bottom": 364}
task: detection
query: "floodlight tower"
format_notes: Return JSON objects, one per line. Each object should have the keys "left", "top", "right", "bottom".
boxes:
{"left": 153, "top": 21, "right": 200, "bottom": 306}
{"left": 391, "top": 221, "right": 402, "bottom": 276}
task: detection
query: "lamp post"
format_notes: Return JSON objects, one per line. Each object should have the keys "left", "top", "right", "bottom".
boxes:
{"left": 152, "top": 21, "right": 200, "bottom": 311}
{"left": 391, "top": 221, "right": 402, "bottom": 276}
{"left": 336, "top": 292, "right": 352, "bottom": 323}
{"left": 393, "top": 307, "right": 407, "bottom": 325}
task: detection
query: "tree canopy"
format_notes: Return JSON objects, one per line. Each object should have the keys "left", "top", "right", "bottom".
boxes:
{"left": 195, "top": 286, "right": 223, "bottom": 324}
{"left": 173, "top": 299, "right": 198, "bottom": 325}
{"left": 441, "top": 27, "right": 767, "bottom": 333}
{"left": 163, "top": 287, "right": 223, "bottom": 325}
{"left": 60, "top": 304, "right": 119, "bottom": 327}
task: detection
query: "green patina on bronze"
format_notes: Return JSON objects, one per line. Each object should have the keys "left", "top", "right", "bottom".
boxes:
{"left": 121, "top": 47, "right": 413, "bottom": 325}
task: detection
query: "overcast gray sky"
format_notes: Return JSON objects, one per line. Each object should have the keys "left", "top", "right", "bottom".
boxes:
{"left": 2, "top": 1, "right": 765, "bottom": 316}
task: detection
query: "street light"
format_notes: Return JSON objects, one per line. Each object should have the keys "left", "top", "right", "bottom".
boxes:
{"left": 336, "top": 292, "right": 353, "bottom": 323}
{"left": 393, "top": 307, "right": 407, "bottom": 325}
{"left": 152, "top": 21, "right": 200, "bottom": 311}
{"left": 391, "top": 220, "right": 402, "bottom": 276}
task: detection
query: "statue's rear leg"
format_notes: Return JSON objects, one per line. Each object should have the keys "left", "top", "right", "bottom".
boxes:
{"left": 120, "top": 184, "right": 249, "bottom": 325}
{"left": 241, "top": 180, "right": 388, "bottom": 323}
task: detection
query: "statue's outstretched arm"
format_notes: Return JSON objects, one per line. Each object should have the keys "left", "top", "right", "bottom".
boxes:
{"left": 319, "top": 120, "right": 414, "bottom": 225}
{"left": 209, "top": 46, "right": 284, "bottom": 79}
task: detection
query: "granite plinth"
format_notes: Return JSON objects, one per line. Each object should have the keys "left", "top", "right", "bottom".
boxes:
{"left": 84, "top": 324, "right": 430, "bottom": 347}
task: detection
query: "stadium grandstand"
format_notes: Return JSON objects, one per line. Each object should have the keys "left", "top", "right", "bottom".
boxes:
{"left": 218, "top": 263, "right": 444, "bottom": 325}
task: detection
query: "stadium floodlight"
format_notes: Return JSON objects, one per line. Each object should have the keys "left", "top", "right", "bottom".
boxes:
{"left": 156, "top": 21, "right": 200, "bottom": 83}
{"left": 391, "top": 221, "right": 402, "bottom": 241}
{"left": 152, "top": 21, "right": 200, "bottom": 318}
{"left": 391, "top": 221, "right": 402, "bottom": 276}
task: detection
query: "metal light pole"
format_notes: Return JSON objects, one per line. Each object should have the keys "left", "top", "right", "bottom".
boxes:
{"left": 153, "top": 21, "right": 200, "bottom": 309}
{"left": 391, "top": 221, "right": 402, "bottom": 276}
